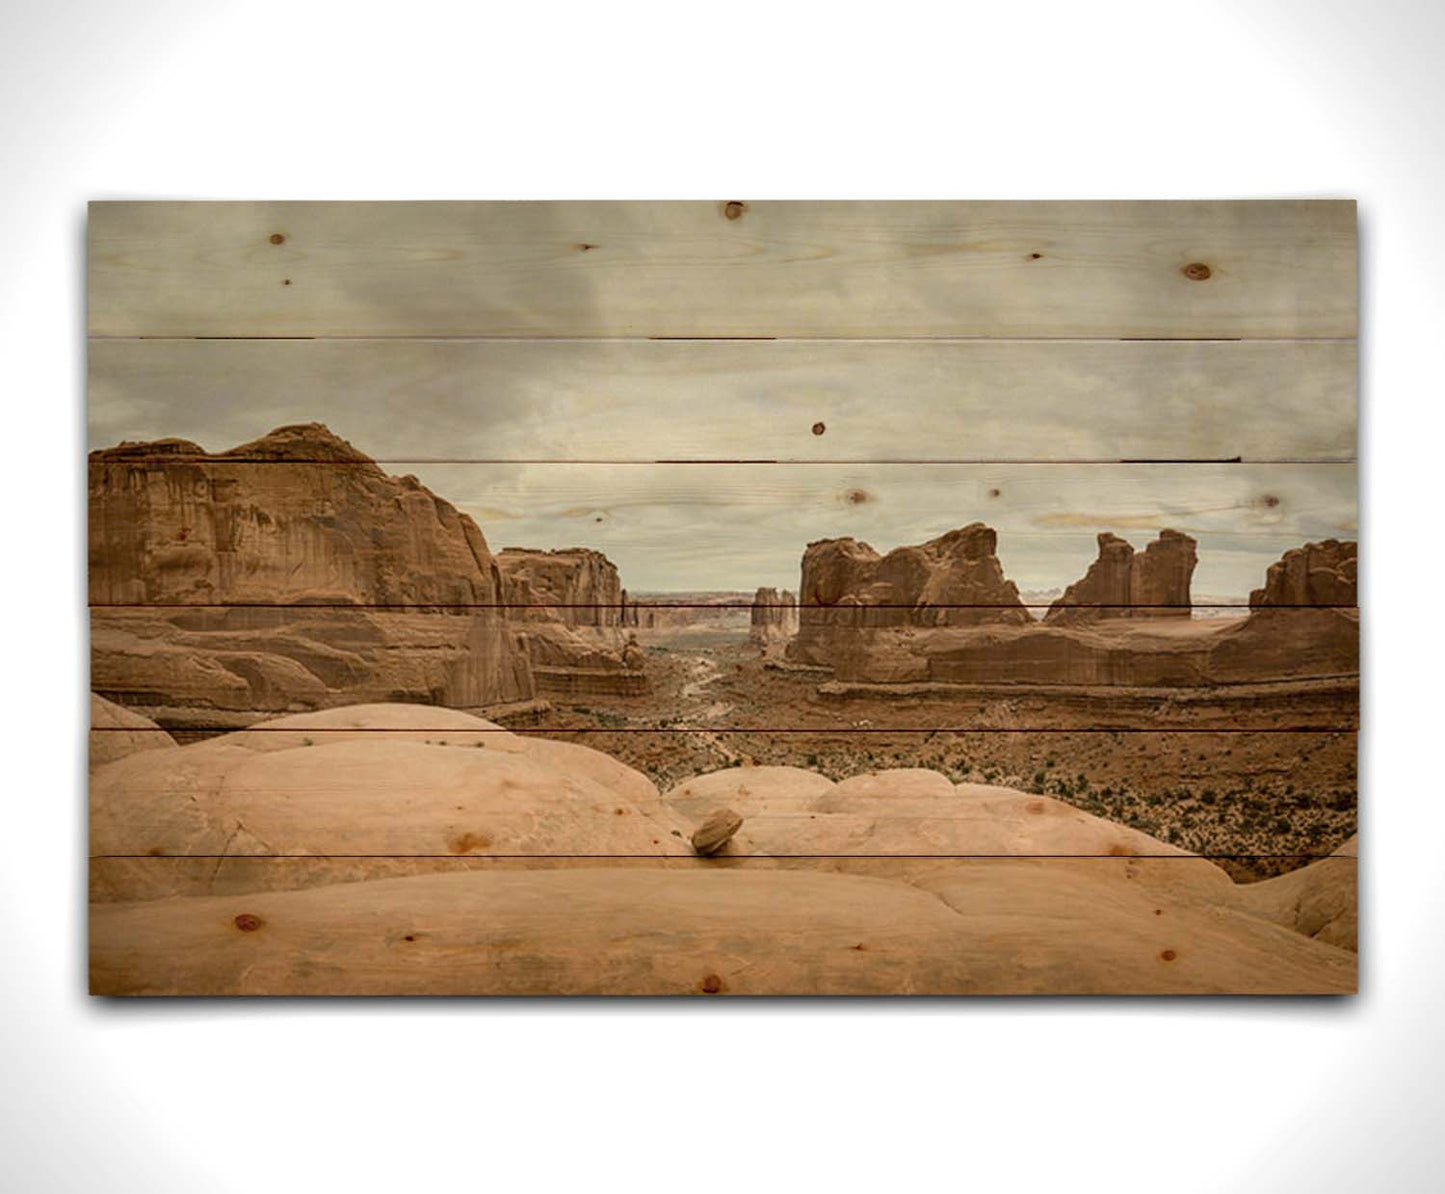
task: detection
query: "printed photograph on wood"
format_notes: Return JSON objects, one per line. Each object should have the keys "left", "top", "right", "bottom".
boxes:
{"left": 87, "top": 200, "right": 1359, "bottom": 995}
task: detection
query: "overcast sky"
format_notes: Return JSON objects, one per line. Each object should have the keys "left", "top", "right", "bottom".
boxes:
{"left": 89, "top": 341, "right": 1357, "bottom": 597}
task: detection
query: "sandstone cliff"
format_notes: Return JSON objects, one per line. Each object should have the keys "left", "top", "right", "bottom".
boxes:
{"left": 1250, "top": 539, "right": 1357, "bottom": 606}
{"left": 90, "top": 424, "right": 511, "bottom": 607}
{"left": 494, "top": 547, "right": 648, "bottom": 693}
{"left": 1045, "top": 529, "right": 1197, "bottom": 623}
{"left": 789, "top": 523, "right": 1029, "bottom": 666}
{"left": 1210, "top": 539, "right": 1359, "bottom": 685}
{"left": 625, "top": 593, "right": 752, "bottom": 635}
{"left": 749, "top": 587, "right": 799, "bottom": 645}
{"left": 497, "top": 547, "right": 626, "bottom": 630}
{"left": 89, "top": 424, "right": 535, "bottom": 717}
{"left": 785, "top": 527, "right": 1357, "bottom": 688}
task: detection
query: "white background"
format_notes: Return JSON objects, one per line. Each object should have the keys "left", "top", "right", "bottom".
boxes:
{"left": 3, "top": 1, "right": 1442, "bottom": 1189}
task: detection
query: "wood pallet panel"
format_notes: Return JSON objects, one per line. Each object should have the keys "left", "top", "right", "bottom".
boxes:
{"left": 89, "top": 857, "right": 1358, "bottom": 996}
{"left": 88, "top": 336, "right": 1357, "bottom": 462}
{"left": 89, "top": 200, "right": 1357, "bottom": 340}
{"left": 86, "top": 459, "right": 1357, "bottom": 606}
{"left": 87, "top": 199, "right": 1360, "bottom": 996}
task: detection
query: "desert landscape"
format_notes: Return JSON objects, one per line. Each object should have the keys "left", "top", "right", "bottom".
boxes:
{"left": 87, "top": 199, "right": 1359, "bottom": 996}
{"left": 89, "top": 420, "right": 1358, "bottom": 994}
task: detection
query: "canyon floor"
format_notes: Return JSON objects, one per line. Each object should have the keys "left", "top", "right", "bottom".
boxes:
{"left": 543, "top": 630, "right": 1358, "bottom": 882}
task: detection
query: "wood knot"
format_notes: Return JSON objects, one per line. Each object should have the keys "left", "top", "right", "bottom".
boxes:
{"left": 811, "top": 421, "right": 826, "bottom": 436}
{"left": 446, "top": 830, "right": 492, "bottom": 854}
{"left": 1159, "top": 949, "right": 1177, "bottom": 962}
{"left": 268, "top": 233, "right": 286, "bottom": 245}
{"left": 988, "top": 487, "right": 1001, "bottom": 498}
{"left": 1028, "top": 252, "right": 1043, "bottom": 260}
{"left": 722, "top": 200, "right": 747, "bottom": 221}
{"left": 699, "top": 973, "right": 725, "bottom": 994}
{"left": 1261, "top": 494, "right": 1280, "bottom": 508}
{"left": 844, "top": 488, "right": 870, "bottom": 505}
{"left": 1182, "top": 262, "right": 1212, "bottom": 281}
{"left": 233, "top": 913, "right": 264, "bottom": 932}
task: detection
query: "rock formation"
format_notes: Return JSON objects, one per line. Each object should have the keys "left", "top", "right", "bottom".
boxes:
{"left": 90, "top": 693, "right": 177, "bottom": 769}
{"left": 784, "top": 527, "right": 1356, "bottom": 688}
{"left": 1198, "top": 539, "right": 1359, "bottom": 685}
{"left": 89, "top": 424, "right": 536, "bottom": 718}
{"left": 789, "top": 524, "right": 1029, "bottom": 668}
{"left": 1236, "top": 835, "right": 1358, "bottom": 952}
{"left": 1250, "top": 539, "right": 1357, "bottom": 606}
{"left": 624, "top": 593, "right": 752, "bottom": 636}
{"left": 89, "top": 605, "right": 538, "bottom": 729}
{"left": 496, "top": 547, "right": 650, "bottom": 694}
{"left": 1045, "top": 529, "right": 1197, "bottom": 622}
{"left": 749, "top": 587, "right": 799, "bottom": 645}
{"left": 497, "top": 547, "right": 626, "bottom": 630}
{"left": 90, "top": 424, "right": 512, "bottom": 608}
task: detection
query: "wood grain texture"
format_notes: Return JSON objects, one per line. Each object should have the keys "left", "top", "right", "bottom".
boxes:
{"left": 88, "top": 607, "right": 1359, "bottom": 731}
{"left": 88, "top": 337, "right": 1358, "bottom": 462}
{"left": 88, "top": 200, "right": 1357, "bottom": 339}
{"left": 85, "top": 199, "right": 1361, "bottom": 996}
{"left": 88, "top": 859, "right": 1357, "bottom": 995}
{"left": 86, "top": 459, "right": 1357, "bottom": 603}
{"left": 87, "top": 726, "right": 1356, "bottom": 868}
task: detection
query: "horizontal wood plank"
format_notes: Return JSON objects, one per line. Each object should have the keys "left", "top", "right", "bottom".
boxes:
{"left": 88, "top": 724, "right": 1355, "bottom": 866}
{"left": 89, "top": 857, "right": 1357, "bottom": 995}
{"left": 88, "top": 460, "right": 1358, "bottom": 601}
{"left": 88, "top": 337, "right": 1358, "bottom": 463}
{"left": 89, "top": 606, "right": 1359, "bottom": 732}
{"left": 88, "top": 200, "right": 1357, "bottom": 339}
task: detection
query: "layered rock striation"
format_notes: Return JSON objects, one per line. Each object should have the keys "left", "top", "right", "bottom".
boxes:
{"left": 786, "top": 524, "right": 1358, "bottom": 688}
{"left": 89, "top": 424, "right": 537, "bottom": 718}
{"left": 1250, "top": 539, "right": 1357, "bottom": 607}
{"left": 90, "top": 424, "right": 510, "bottom": 608}
{"left": 789, "top": 524, "right": 1029, "bottom": 668}
{"left": 497, "top": 548, "right": 626, "bottom": 631}
{"left": 496, "top": 547, "right": 650, "bottom": 693}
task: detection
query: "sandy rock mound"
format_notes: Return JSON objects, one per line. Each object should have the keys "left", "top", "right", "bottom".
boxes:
{"left": 90, "top": 865, "right": 1356, "bottom": 996}
{"left": 92, "top": 713, "right": 686, "bottom": 901}
{"left": 90, "top": 694, "right": 177, "bottom": 769}
{"left": 221, "top": 703, "right": 528, "bottom": 753}
{"left": 700, "top": 767, "right": 1228, "bottom": 872}
{"left": 1234, "top": 835, "right": 1358, "bottom": 951}
{"left": 512, "top": 736, "right": 663, "bottom": 813}
{"left": 814, "top": 768, "right": 957, "bottom": 811}
{"left": 663, "top": 766, "right": 836, "bottom": 819}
